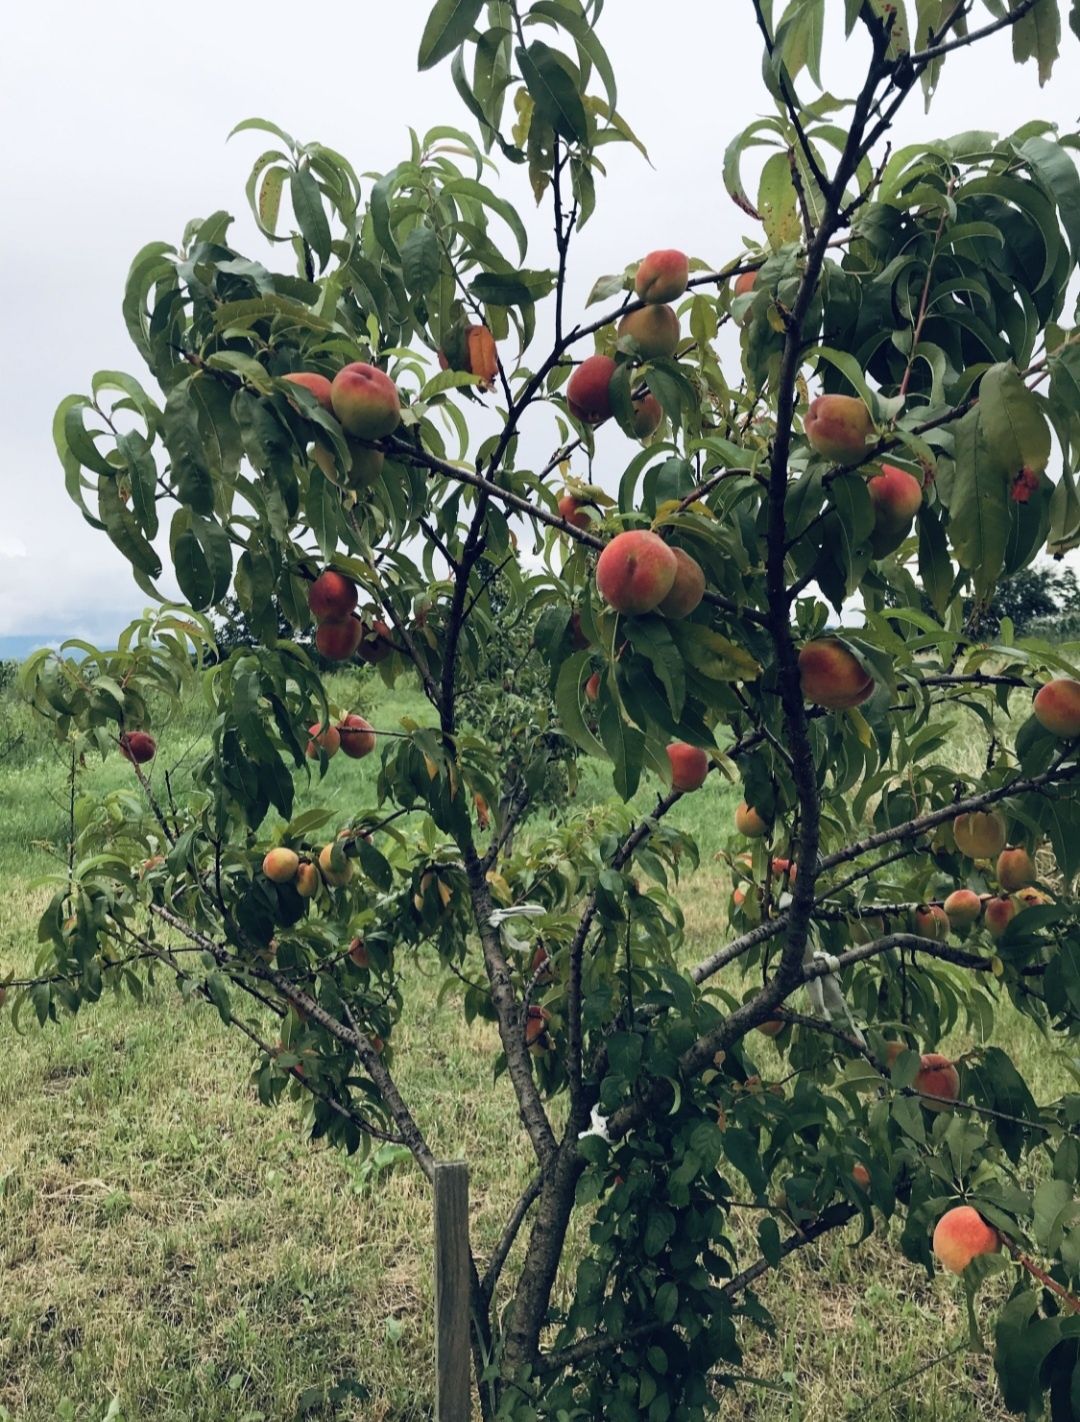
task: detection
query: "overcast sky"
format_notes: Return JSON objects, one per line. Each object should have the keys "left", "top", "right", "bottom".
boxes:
{"left": 1, "top": 4, "right": 1076, "bottom": 648}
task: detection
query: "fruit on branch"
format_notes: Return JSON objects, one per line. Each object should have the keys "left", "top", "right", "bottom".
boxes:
{"left": 657, "top": 547, "right": 706, "bottom": 618}
{"left": 804, "top": 394, "right": 873, "bottom": 465}
{"left": 1016, "top": 887, "right": 1051, "bottom": 910}
{"left": 996, "top": 846, "right": 1035, "bottom": 891}
{"left": 798, "top": 639, "right": 874, "bottom": 709}
{"left": 346, "top": 443, "right": 385, "bottom": 488}
{"left": 932, "top": 1206, "right": 1000, "bottom": 1274}
{"left": 1032, "top": 678, "right": 1080, "bottom": 738}
{"left": 733, "top": 270, "right": 757, "bottom": 298}
{"left": 557, "top": 493, "right": 591, "bottom": 530}
{"left": 952, "top": 810, "right": 1007, "bottom": 859}
{"left": 867, "top": 464, "right": 923, "bottom": 556}
{"left": 771, "top": 857, "right": 797, "bottom": 882}
{"left": 851, "top": 915, "right": 886, "bottom": 944}
{"left": 756, "top": 1018, "right": 784, "bottom": 1038}
{"left": 944, "top": 888, "right": 982, "bottom": 929}
{"left": 595, "top": 530, "right": 677, "bottom": 614}
{"left": 315, "top": 618, "right": 363, "bottom": 661}
{"left": 329, "top": 362, "right": 401, "bottom": 439}
{"left": 568, "top": 612, "right": 591, "bottom": 650}
{"left": 883, "top": 1040, "right": 907, "bottom": 1069}
{"left": 473, "top": 793, "right": 490, "bottom": 830}
{"left": 318, "top": 843, "right": 353, "bottom": 887}
{"left": 631, "top": 393, "right": 663, "bottom": 438}
{"left": 914, "top": 1053, "right": 960, "bottom": 1111}
{"left": 262, "top": 848, "right": 300, "bottom": 883}
{"left": 635, "top": 249, "right": 689, "bottom": 304}
{"left": 667, "top": 742, "right": 710, "bottom": 792}
{"left": 348, "top": 937, "right": 370, "bottom": 969}
{"left": 735, "top": 802, "right": 769, "bottom": 838}
{"left": 308, "top": 570, "right": 358, "bottom": 621}
{"left": 567, "top": 354, "right": 617, "bottom": 424}
{"left": 852, "top": 1162, "right": 871, "bottom": 1190}
{"left": 282, "top": 371, "right": 333, "bottom": 411}
{"left": 306, "top": 722, "right": 341, "bottom": 759}
{"left": 338, "top": 713, "right": 376, "bottom": 759}
{"left": 618, "top": 305, "right": 680, "bottom": 360}
{"left": 438, "top": 323, "right": 499, "bottom": 390}
{"left": 984, "top": 894, "right": 1017, "bottom": 939}
{"left": 913, "top": 904, "right": 950, "bottom": 941}
{"left": 357, "top": 619, "right": 395, "bottom": 664}
{"left": 295, "top": 862, "right": 320, "bottom": 898}
{"left": 119, "top": 731, "right": 157, "bottom": 764}
{"left": 585, "top": 672, "right": 601, "bottom": 702}
{"left": 525, "top": 1004, "right": 552, "bottom": 1053}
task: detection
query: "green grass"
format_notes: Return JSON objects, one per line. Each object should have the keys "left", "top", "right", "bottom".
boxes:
{"left": 0, "top": 676, "right": 1059, "bottom": 1420}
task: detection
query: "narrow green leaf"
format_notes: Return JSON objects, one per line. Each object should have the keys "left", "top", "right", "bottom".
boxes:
{"left": 516, "top": 41, "right": 588, "bottom": 145}
{"left": 418, "top": 0, "right": 484, "bottom": 69}
{"left": 290, "top": 167, "right": 332, "bottom": 269}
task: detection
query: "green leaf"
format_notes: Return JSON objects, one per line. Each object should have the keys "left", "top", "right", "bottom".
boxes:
{"left": 554, "top": 652, "right": 607, "bottom": 760}
{"left": 917, "top": 505, "right": 952, "bottom": 617}
{"left": 979, "top": 362, "right": 1051, "bottom": 475}
{"left": 516, "top": 41, "right": 589, "bottom": 145}
{"left": 418, "top": 0, "right": 484, "bottom": 69}
{"left": 1012, "top": 0, "right": 1060, "bottom": 84}
{"left": 290, "top": 167, "right": 332, "bottom": 270}
{"left": 258, "top": 165, "right": 286, "bottom": 236}
{"left": 400, "top": 223, "right": 442, "bottom": 294}
{"left": 597, "top": 693, "right": 644, "bottom": 800}
{"left": 162, "top": 379, "right": 214, "bottom": 516}
{"left": 947, "top": 408, "right": 1009, "bottom": 601}
{"left": 469, "top": 268, "right": 554, "bottom": 307}
{"left": 758, "top": 151, "right": 802, "bottom": 251}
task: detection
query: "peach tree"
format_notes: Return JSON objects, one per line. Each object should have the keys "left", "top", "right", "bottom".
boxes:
{"left": 14, "top": 0, "right": 1080, "bottom": 1415}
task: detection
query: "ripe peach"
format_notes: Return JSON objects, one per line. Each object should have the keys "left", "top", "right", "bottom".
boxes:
{"left": 932, "top": 1206, "right": 999, "bottom": 1274}
{"left": 735, "top": 802, "right": 769, "bottom": 838}
{"left": 315, "top": 618, "right": 363, "bottom": 661}
{"left": 329, "top": 362, "right": 401, "bottom": 440}
{"left": 525, "top": 1004, "right": 551, "bottom": 1052}
{"left": 618, "top": 305, "right": 680, "bottom": 360}
{"left": 771, "top": 857, "right": 797, "bottom": 882}
{"left": 756, "top": 1018, "right": 784, "bottom": 1038}
{"left": 318, "top": 843, "right": 354, "bottom": 887}
{"left": 631, "top": 393, "right": 663, "bottom": 438}
{"left": 867, "top": 464, "right": 922, "bottom": 557}
{"left": 635, "top": 249, "right": 689, "bottom": 304}
{"left": 883, "top": 1040, "right": 907, "bottom": 1069}
{"left": 262, "top": 848, "right": 300, "bottom": 883}
{"left": 438, "top": 324, "right": 498, "bottom": 390}
{"left": 557, "top": 494, "right": 591, "bottom": 530}
{"left": 568, "top": 612, "right": 590, "bottom": 650}
{"left": 1032, "top": 678, "right": 1080, "bottom": 738}
{"left": 943, "top": 888, "right": 982, "bottom": 929}
{"left": 852, "top": 1162, "right": 871, "bottom": 1190}
{"left": 348, "top": 937, "right": 370, "bottom": 969}
{"left": 595, "top": 530, "right": 677, "bottom": 614}
{"left": 984, "top": 895, "right": 1017, "bottom": 939}
{"left": 307, "top": 722, "right": 341, "bottom": 759}
{"left": 804, "top": 394, "right": 873, "bottom": 465}
{"left": 295, "top": 862, "right": 320, "bottom": 898}
{"left": 1016, "top": 887, "right": 1051, "bottom": 911}
{"left": 531, "top": 944, "right": 553, "bottom": 980}
{"left": 667, "top": 742, "right": 710, "bottom": 793}
{"left": 474, "top": 793, "right": 490, "bottom": 830}
{"left": 308, "top": 570, "right": 358, "bottom": 622}
{"left": 997, "top": 846, "right": 1035, "bottom": 891}
{"left": 119, "top": 731, "right": 157, "bottom": 764}
{"left": 282, "top": 371, "right": 333, "bottom": 412}
{"left": 734, "top": 270, "right": 757, "bottom": 298}
{"left": 798, "top": 639, "right": 874, "bottom": 709}
{"left": 357, "top": 619, "right": 394, "bottom": 664}
{"left": 953, "top": 810, "right": 1007, "bottom": 859}
{"left": 338, "top": 714, "right": 376, "bottom": 759}
{"left": 915, "top": 1053, "right": 960, "bottom": 1111}
{"left": 657, "top": 548, "right": 705, "bottom": 618}
{"left": 913, "top": 904, "right": 949, "bottom": 941}
{"left": 567, "top": 354, "right": 616, "bottom": 425}
{"left": 585, "top": 672, "right": 601, "bottom": 703}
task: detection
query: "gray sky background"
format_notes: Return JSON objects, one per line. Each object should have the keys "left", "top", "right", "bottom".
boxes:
{"left": 1, "top": 3, "right": 1076, "bottom": 648}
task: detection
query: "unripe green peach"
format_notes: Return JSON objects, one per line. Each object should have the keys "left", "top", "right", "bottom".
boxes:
{"left": 634, "top": 249, "right": 689, "bottom": 304}
{"left": 618, "top": 305, "right": 680, "bottom": 360}
{"left": 595, "top": 530, "right": 677, "bottom": 614}
{"left": 804, "top": 394, "right": 873, "bottom": 465}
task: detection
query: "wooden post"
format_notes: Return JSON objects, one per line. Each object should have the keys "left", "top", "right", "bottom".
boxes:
{"left": 434, "top": 1161, "right": 472, "bottom": 1421}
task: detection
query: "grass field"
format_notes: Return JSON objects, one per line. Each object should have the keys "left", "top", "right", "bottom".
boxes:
{"left": 0, "top": 667, "right": 1066, "bottom": 1421}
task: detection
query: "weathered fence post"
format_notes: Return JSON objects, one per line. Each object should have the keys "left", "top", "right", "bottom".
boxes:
{"left": 434, "top": 1160, "right": 471, "bottom": 1421}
